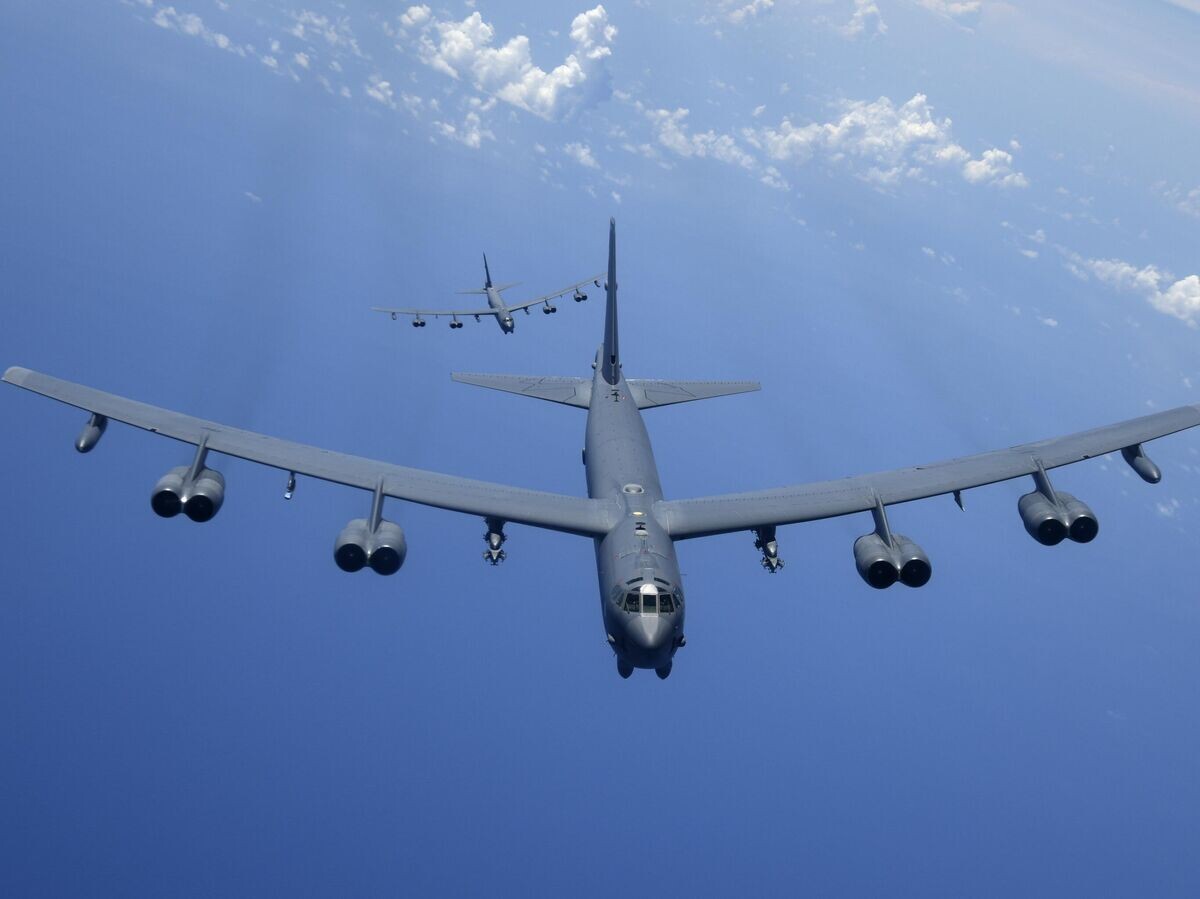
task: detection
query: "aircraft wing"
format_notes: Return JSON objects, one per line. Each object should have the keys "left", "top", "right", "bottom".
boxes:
{"left": 2, "top": 367, "right": 620, "bottom": 537}
{"left": 504, "top": 275, "right": 604, "bottom": 313}
{"left": 656, "top": 406, "right": 1200, "bottom": 539}
{"left": 371, "top": 305, "right": 496, "bottom": 321}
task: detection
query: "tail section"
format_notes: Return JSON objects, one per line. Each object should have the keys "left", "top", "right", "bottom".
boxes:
{"left": 483, "top": 253, "right": 493, "bottom": 288}
{"left": 602, "top": 218, "right": 619, "bottom": 385}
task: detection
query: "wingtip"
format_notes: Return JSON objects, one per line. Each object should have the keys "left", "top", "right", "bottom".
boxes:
{"left": 3, "top": 366, "right": 30, "bottom": 385}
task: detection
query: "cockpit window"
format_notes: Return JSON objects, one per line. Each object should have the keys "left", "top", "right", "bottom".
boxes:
{"left": 660, "top": 594, "right": 674, "bottom": 613}
{"left": 624, "top": 593, "right": 640, "bottom": 612}
{"left": 643, "top": 592, "right": 658, "bottom": 612}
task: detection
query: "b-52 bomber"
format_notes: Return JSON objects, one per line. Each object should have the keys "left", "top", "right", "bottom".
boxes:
{"left": 372, "top": 254, "right": 600, "bottom": 334}
{"left": 5, "top": 219, "right": 1200, "bottom": 679}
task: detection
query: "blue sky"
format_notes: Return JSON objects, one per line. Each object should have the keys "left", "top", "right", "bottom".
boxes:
{"left": 2, "top": 1, "right": 1200, "bottom": 895}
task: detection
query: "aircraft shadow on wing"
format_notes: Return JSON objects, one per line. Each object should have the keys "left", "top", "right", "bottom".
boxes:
{"left": 5, "top": 219, "right": 1200, "bottom": 679}
{"left": 372, "top": 254, "right": 602, "bottom": 335}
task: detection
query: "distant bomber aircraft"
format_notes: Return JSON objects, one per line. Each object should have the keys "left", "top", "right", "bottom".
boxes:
{"left": 372, "top": 254, "right": 600, "bottom": 334}
{"left": 5, "top": 220, "right": 1200, "bottom": 679}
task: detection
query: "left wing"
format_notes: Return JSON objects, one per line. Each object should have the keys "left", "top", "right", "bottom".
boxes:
{"left": 371, "top": 305, "right": 496, "bottom": 321}
{"left": 3, "top": 367, "right": 620, "bottom": 537}
{"left": 657, "top": 406, "right": 1200, "bottom": 539}
{"left": 504, "top": 275, "right": 604, "bottom": 313}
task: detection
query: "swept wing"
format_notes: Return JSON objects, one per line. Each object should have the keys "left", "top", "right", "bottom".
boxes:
{"left": 3, "top": 367, "right": 619, "bottom": 537}
{"left": 657, "top": 406, "right": 1200, "bottom": 539}
{"left": 503, "top": 275, "right": 604, "bottom": 313}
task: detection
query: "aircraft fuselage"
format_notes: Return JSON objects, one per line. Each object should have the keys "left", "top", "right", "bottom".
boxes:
{"left": 484, "top": 286, "right": 516, "bottom": 334}
{"left": 585, "top": 357, "right": 685, "bottom": 675}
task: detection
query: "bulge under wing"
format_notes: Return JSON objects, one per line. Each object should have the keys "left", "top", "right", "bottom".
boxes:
{"left": 656, "top": 405, "right": 1200, "bottom": 539}
{"left": 2, "top": 366, "right": 620, "bottom": 537}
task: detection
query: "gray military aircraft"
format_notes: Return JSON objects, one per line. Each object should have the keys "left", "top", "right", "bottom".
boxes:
{"left": 5, "top": 219, "right": 1200, "bottom": 679}
{"left": 372, "top": 254, "right": 601, "bottom": 334}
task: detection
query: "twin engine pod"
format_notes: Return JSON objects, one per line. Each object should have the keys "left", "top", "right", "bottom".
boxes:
{"left": 853, "top": 532, "right": 932, "bottom": 589}
{"left": 1018, "top": 490, "right": 1098, "bottom": 545}
{"left": 334, "top": 518, "right": 407, "bottom": 575}
{"left": 151, "top": 466, "right": 226, "bottom": 522}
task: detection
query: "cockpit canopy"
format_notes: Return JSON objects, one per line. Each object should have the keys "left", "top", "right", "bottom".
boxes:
{"left": 622, "top": 582, "right": 677, "bottom": 614}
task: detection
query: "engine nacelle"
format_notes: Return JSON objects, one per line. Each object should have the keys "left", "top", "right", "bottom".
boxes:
{"left": 151, "top": 466, "right": 225, "bottom": 522}
{"left": 1018, "top": 491, "right": 1069, "bottom": 545}
{"left": 1057, "top": 492, "right": 1099, "bottom": 544}
{"left": 151, "top": 466, "right": 188, "bottom": 518}
{"left": 334, "top": 518, "right": 371, "bottom": 572}
{"left": 368, "top": 520, "right": 407, "bottom": 575}
{"left": 892, "top": 536, "right": 932, "bottom": 588}
{"left": 184, "top": 469, "right": 225, "bottom": 522}
{"left": 854, "top": 533, "right": 900, "bottom": 589}
{"left": 334, "top": 518, "right": 407, "bottom": 575}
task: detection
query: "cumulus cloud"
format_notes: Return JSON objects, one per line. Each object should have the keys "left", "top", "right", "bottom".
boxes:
{"left": 290, "top": 10, "right": 364, "bottom": 58}
{"left": 646, "top": 107, "right": 756, "bottom": 169}
{"left": 746, "top": 94, "right": 1029, "bottom": 188}
{"left": 403, "top": 5, "right": 617, "bottom": 121}
{"left": 838, "top": 0, "right": 886, "bottom": 38}
{"left": 725, "top": 0, "right": 774, "bottom": 24}
{"left": 434, "top": 110, "right": 495, "bottom": 149}
{"left": 1156, "top": 181, "right": 1200, "bottom": 218}
{"left": 915, "top": 0, "right": 982, "bottom": 16}
{"left": 365, "top": 73, "right": 395, "bottom": 107}
{"left": 1065, "top": 252, "right": 1200, "bottom": 325}
{"left": 564, "top": 142, "right": 600, "bottom": 168}
{"left": 152, "top": 6, "right": 244, "bottom": 55}
{"left": 399, "top": 5, "right": 431, "bottom": 29}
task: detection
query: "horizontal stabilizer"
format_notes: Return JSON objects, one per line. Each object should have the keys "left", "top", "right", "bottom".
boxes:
{"left": 626, "top": 379, "right": 760, "bottom": 408}
{"left": 452, "top": 373, "right": 760, "bottom": 410}
{"left": 451, "top": 373, "right": 592, "bottom": 408}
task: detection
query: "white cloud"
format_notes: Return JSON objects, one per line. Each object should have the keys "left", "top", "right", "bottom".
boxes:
{"left": 914, "top": 0, "right": 982, "bottom": 16}
{"left": 1065, "top": 253, "right": 1200, "bottom": 325}
{"left": 962, "top": 148, "right": 1029, "bottom": 188}
{"left": 434, "top": 111, "right": 494, "bottom": 148}
{"left": 646, "top": 107, "right": 756, "bottom": 169}
{"left": 261, "top": 54, "right": 278, "bottom": 69}
{"left": 725, "top": 0, "right": 774, "bottom": 25}
{"left": 1037, "top": 316, "right": 1058, "bottom": 327}
{"left": 1019, "top": 248, "right": 1039, "bottom": 259}
{"left": 1156, "top": 497, "right": 1182, "bottom": 518}
{"left": 399, "top": 5, "right": 432, "bottom": 29}
{"left": 564, "top": 142, "right": 600, "bottom": 168}
{"left": 293, "top": 52, "right": 310, "bottom": 69}
{"left": 152, "top": 7, "right": 244, "bottom": 55}
{"left": 290, "top": 10, "right": 364, "bottom": 57}
{"left": 243, "top": 191, "right": 262, "bottom": 203}
{"left": 1156, "top": 182, "right": 1200, "bottom": 218}
{"left": 365, "top": 73, "right": 395, "bottom": 107}
{"left": 838, "top": 0, "right": 886, "bottom": 38}
{"left": 406, "top": 5, "right": 617, "bottom": 121}
{"left": 747, "top": 94, "right": 1029, "bottom": 188}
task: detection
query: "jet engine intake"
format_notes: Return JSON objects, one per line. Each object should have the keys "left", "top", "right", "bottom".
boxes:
{"left": 893, "top": 537, "right": 933, "bottom": 588}
{"left": 334, "top": 518, "right": 407, "bottom": 574}
{"left": 853, "top": 531, "right": 931, "bottom": 589}
{"left": 151, "top": 466, "right": 226, "bottom": 522}
{"left": 151, "top": 466, "right": 188, "bottom": 518}
{"left": 1057, "top": 492, "right": 1099, "bottom": 544}
{"left": 1018, "top": 491, "right": 1069, "bottom": 545}
{"left": 853, "top": 533, "right": 900, "bottom": 589}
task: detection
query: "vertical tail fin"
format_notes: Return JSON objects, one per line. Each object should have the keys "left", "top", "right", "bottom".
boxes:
{"left": 483, "top": 253, "right": 493, "bottom": 288}
{"left": 602, "top": 218, "right": 619, "bottom": 384}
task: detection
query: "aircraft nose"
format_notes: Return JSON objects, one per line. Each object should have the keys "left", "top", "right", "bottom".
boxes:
{"left": 628, "top": 616, "right": 670, "bottom": 651}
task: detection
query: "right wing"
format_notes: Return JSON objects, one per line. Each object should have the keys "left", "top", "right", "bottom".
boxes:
{"left": 658, "top": 406, "right": 1200, "bottom": 539}
{"left": 504, "top": 275, "right": 604, "bottom": 313}
{"left": 3, "top": 367, "right": 619, "bottom": 537}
